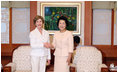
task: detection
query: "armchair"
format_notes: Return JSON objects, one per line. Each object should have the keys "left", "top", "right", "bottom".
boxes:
{"left": 72, "top": 46, "right": 108, "bottom": 72}
{"left": 3, "top": 46, "right": 32, "bottom": 72}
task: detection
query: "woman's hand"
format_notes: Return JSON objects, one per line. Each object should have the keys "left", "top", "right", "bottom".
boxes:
{"left": 66, "top": 53, "right": 72, "bottom": 65}
{"left": 44, "top": 42, "right": 50, "bottom": 48}
{"left": 49, "top": 43, "right": 54, "bottom": 49}
{"left": 66, "top": 57, "right": 71, "bottom": 65}
{"left": 47, "top": 60, "right": 50, "bottom": 65}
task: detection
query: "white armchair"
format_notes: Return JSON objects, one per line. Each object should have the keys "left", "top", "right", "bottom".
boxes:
{"left": 3, "top": 46, "right": 32, "bottom": 72}
{"left": 72, "top": 46, "right": 108, "bottom": 72}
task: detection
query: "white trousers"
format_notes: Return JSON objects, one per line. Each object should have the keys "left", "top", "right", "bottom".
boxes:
{"left": 31, "top": 56, "right": 47, "bottom": 72}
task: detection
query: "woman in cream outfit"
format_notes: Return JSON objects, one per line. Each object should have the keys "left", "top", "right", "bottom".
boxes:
{"left": 29, "top": 15, "right": 51, "bottom": 72}
{"left": 49, "top": 16, "right": 74, "bottom": 72}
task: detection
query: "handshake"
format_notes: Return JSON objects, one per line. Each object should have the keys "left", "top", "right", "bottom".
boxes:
{"left": 44, "top": 42, "right": 53, "bottom": 48}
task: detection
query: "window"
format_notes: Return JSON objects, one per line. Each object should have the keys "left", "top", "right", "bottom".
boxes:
{"left": 1, "top": 1, "right": 30, "bottom": 44}
{"left": 93, "top": 9, "right": 112, "bottom": 45}
{"left": 12, "top": 8, "right": 30, "bottom": 44}
{"left": 1, "top": 8, "right": 9, "bottom": 43}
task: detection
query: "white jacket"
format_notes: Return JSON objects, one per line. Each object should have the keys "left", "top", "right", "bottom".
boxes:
{"left": 29, "top": 28, "right": 51, "bottom": 60}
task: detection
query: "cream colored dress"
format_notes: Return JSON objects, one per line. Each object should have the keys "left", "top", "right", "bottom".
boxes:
{"left": 52, "top": 30, "right": 74, "bottom": 72}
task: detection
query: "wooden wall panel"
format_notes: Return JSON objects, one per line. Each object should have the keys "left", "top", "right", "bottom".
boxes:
{"left": 84, "top": 1, "right": 92, "bottom": 45}
{"left": 93, "top": 45, "right": 117, "bottom": 57}
{"left": 30, "top": 1, "right": 37, "bottom": 31}
{"left": 1, "top": 44, "right": 29, "bottom": 56}
{"left": 1, "top": 56, "right": 12, "bottom": 66}
{"left": 111, "top": 9, "right": 114, "bottom": 46}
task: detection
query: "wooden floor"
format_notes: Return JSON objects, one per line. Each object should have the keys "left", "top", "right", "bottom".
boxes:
{"left": 46, "top": 64, "right": 75, "bottom": 72}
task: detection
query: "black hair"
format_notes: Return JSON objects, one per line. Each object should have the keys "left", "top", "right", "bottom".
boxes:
{"left": 57, "top": 16, "right": 69, "bottom": 28}
{"left": 74, "top": 36, "right": 80, "bottom": 44}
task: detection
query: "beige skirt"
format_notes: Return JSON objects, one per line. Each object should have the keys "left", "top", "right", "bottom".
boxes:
{"left": 54, "top": 56, "right": 69, "bottom": 72}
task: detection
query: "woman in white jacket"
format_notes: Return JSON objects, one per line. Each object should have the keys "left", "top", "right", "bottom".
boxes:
{"left": 29, "top": 15, "right": 51, "bottom": 72}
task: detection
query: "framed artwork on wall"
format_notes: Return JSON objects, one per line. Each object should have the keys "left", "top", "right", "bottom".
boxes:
{"left": 40, "top": 2, "right": 81, "bottom": 34}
